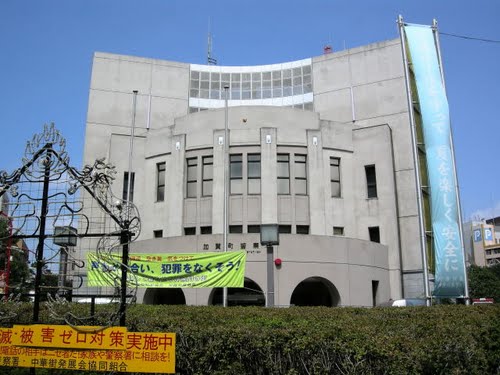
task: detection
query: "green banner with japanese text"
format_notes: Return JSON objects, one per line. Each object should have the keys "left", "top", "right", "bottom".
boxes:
{"left": 87, "top": 251, "right": 246, "bottom": 288}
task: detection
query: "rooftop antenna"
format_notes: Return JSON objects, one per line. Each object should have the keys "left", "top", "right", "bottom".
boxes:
{"left": 207, "top": 18, "right": 217, "bottom": 65}
{"left": 323, "top": 32, "right": 333, "bottom": 55}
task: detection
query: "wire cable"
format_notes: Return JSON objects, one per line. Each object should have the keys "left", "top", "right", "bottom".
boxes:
{"left": 440, "top": 31, "right": 500, "bottom": 44}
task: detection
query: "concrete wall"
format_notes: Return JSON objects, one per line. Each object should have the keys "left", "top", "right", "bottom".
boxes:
{"left": 79, "top": 38, "right": 427, "bottom": 304}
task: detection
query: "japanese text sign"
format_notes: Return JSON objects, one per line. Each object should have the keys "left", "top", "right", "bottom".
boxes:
{"left": 405, "top": 24, "right": 466, "bottom": 297}
{"left": 0, "top": 326, "right": 175, "bottom": 373}
{"left": 88, "top": 251, "right": 246, "bottom": 288}
{"left": 11, "top": 325, "right": 127, "bottom": 350}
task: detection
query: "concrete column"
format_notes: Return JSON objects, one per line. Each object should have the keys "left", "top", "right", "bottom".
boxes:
{"left": 166, "top": 134, "right": 185, "bottom": 237}
{"left": 307, "top": 130, "right": 326, "bottom": 235}
{"left": 212, "top": 130, "right": 226, "bottom": 234}
{"left": 261, "top": 128, "right": 278, "bottom": 224}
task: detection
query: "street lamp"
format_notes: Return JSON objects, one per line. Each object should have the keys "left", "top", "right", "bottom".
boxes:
{"left": 260, "top": 224, "right": 279, "bottom": 307}
{"left": 53, "top": 226, "right": 78, "bottom": 299}
{"left": 222, "top": 84, "right": 230, "bottom": 307}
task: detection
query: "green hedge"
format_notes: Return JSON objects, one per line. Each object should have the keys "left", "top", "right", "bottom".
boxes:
{"left": 0, "top": 303, "right": 499, "bottom": 374}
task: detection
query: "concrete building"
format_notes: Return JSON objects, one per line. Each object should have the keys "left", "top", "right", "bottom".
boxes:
{"left": 464, "top": 218, "right": 500, "bottom": 267}
{"left": 78, "top": 36, "right": 444, "bottom": 307}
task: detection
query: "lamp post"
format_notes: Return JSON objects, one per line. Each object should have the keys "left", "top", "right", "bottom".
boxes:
{"left": 54, "top": 226, "right": 78, "bottom": 299}
{"left": 260, "top": 224, "right": 279, "bottom": 307}
{"left": 222, "top": 85, "right": 230, "bottom": 307}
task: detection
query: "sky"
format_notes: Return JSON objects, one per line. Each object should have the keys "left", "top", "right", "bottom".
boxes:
{"left": 0, "top": 0, "right": 499, "bottom": 222}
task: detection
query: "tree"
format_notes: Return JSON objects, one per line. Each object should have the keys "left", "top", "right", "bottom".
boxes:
{"left": 0, "top": 217, "right": 32, "bottom": 298}
{"left": 467, "top": 264, "right": 500, "bottom": 302}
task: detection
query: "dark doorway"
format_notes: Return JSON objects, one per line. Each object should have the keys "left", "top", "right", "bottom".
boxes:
{"left": 210, "top": 278, "right": 265, "bottom": 306}
{"left": 143, "top": 288, "right": 186, "bottom": 305}
{"left": 290, "top": 277, "right": 340, "bottom": 307}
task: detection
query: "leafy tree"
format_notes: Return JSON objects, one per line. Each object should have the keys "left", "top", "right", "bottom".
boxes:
{"left": 0, "top": 217, "right": 32, "bottom": 298}
{"left": 467, "top": 264, "right": 500, "bottom": 302}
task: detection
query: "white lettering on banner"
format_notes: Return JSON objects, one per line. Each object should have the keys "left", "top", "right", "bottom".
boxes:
{"left": 438, "top": 162, "right": 449, "bottom": 176}
{"left": 437, "top": 145, "right": 448, "bottom": 161}
{"left": 442, "top": 225, "right": 457, "bottom": 241}
{"left": 439, "top": 177, "right": 452, "bottom": 193}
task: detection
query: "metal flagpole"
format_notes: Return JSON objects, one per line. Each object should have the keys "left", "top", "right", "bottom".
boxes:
{"left": 432, "top": 19, "right": 470, "bottom": 304}
{"left": 397, "top": 15, "right": 431, "bottom": 305}
{"left": 120, "top": 90, "right": 138, "bottom": 325}
{"left": 222, "top": 85, "right": 229, "bottom": 307}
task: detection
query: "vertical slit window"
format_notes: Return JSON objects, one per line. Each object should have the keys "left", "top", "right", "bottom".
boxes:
{"left": 277, "top": 154, "right": 290, "bottom": 195}
{"left": 365, "top": 165, "right": 377, "bottom": 198}
{"left": 186, "top": 157, "right": 198, "bottom": 198}
{"left": 156, "top": 162, "right": 166, "bottom": 202}
{"left": 369, "top": 226, "right": 380, "bottom": 243}
{"left": 123, "top": 172, "right": 135, "bottom": 202}
{"left": 294, "top": 154, "right": 307, "bottom": 195}
{"left": 230, "top": 154, "right": 243, "bottom": 195}
{"left": 247, "top": 154, "right": 261, "bottom": 195}
{"left": 202, "top": 156, "right": 213, "bottom": 197}
{"left": 330, "top": 157, "right": 341, "bottom": 197}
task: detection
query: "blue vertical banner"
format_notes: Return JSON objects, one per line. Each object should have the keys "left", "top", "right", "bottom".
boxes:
{"left": 404, "top": 25, "right": 466, "bottom": 297}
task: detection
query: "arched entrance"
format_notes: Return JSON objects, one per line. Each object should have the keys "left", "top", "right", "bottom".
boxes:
{"left": 143, "top": 288, "right": 186, "bottom": 305}
{"left": 210, "top": 278, "right": 265, "bottom": 306}
{"left": 290, "top": 277, "right": 340, "bottom": 307}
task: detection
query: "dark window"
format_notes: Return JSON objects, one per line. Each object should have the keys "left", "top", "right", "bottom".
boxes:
{"left": 330, "top": 157, "right": 341, "bottom": 197}
{"left": 202, "top": 156, "right": 213, "bottom": 197}
{"left": 153, "top": 230, "right": 163, "bottom": 238}
{"left": 277, "top": 154, "right": 290, "bottom": 195}
{"left": 122, "top": 172, "right": 135, "bottom": 202}
{"left": 184, "top": 227, "right": 196, "bottom": 236}
{"left": 296, "top": 225, "right": 309, "bottom": 234}
{"left": 247, "top": 225, "right": 261, "bottom": 233}
{"left": 230, "top": 154, "right": 243, "bottom": 195}
{"left": 372, "top": 280, "right": 379, "bottom": 307}
{"left": 294, "top": 154, "right": 307, "bottom": 195}
{"left": 186, "top": 157, "right": 198, "bottom": 198}
{"left": 247, "top": 154, "right": 261, "bottom": 195}
{"left": 156, "top": 162, "right": 166, "bottom": 202}
{"left": 365, "top": 165, "right": 377, "bottom": 198}
{"left": 279, "top": 225, "right": 292, "bottom": 234}
{"left": 229, "top": 225, "right": 243, "bottom": 234}
{"left": 333, "top": 227, "right": 344, "bottom": 236}
{"left": 369, "top": 226, "right": 380, "bottom": 243}
{"left": 200, "top": 226, "right": 212, "bottom": 234}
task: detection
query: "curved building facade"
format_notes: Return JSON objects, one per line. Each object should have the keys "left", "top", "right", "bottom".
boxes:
{"left": 80, "top": 38, "right": 434, "bottom": 307}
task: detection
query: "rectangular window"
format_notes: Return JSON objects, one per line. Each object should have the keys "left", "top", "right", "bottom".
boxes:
{"left": 277, "top": 154, "right": 290, "bottom": 195}
{"left": 184, "top": 227, "right": 196, "bottom": 236}
{"left": 330, "top": 157, "right": 341, "bottom": 197}
{"left": 229, "top": 225, "right": 243, "bottom": 234}
{"left": 186, "top": 157, "right": 198, "bottom": 198}
{"left": 230, "top": 154, "right": 243, "bottom": 195}
{"left": 247, "top": 154, "right": 261, "bottom": 195}
{"left": 372, "top": 280, "right": 379, "bottom": 307}
{"left": 296, "top": 225, "right": 309, "bottom": 234}
{"left": 122, "top": 172, "right": 135, "bottom": 202}
{"left": 153, "top": 230, "right": 163, "bottom": 238}
{"left": 279, "top": 225, "right": 292, "bottom": 234}
{"left": 202, "top": 156, "right": 213, "bottom": 197}
{"left": 369, "top": 226, "right": 380, "bottom": 243}
{"left": 200, "top": 226, "right": 212, "bottom": 235}
{"left": 247, "top": 225, "right": 261, "bottom": 233}
{"left": 156, "top": 162, "right": 166, "bottom": 202}
{"left": 365, "top": 165, "right": 378, "bottom": 198}
{"left": 333, "top": 227, "right": 344, "bottom": 236}
{"left": 294, "top": 154, "right": 307, "bottom": 195}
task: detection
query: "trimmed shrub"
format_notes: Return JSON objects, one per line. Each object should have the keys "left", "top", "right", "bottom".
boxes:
{"left": 0, "top": 303, "right": 498, "bottom": 374}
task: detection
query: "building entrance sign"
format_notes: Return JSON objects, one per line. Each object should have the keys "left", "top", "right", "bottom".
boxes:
{"left": 88, "top": 251, "right": 247, "bottom": 288}
{"left": 0, "top": 325, "right": 175, "bottom": 373}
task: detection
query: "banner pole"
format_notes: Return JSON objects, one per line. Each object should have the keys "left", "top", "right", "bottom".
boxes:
{"left": 398, "top": 15, "right": 431, "bottom": 305}
{"left": 432, "top": 19, "right": 470, "bottom": 304}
